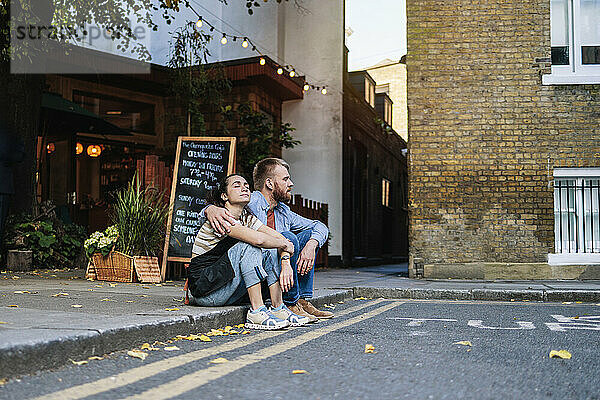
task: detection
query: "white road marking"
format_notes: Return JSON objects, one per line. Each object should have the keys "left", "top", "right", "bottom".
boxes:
{"left": 467, "top": 320, "right": 535, "bottom": 330}
{"left": 386, "top": 317, "right": 458, "bottom": 327}
{"left": 546, "top": 315, "right": 600, "bottom": 331}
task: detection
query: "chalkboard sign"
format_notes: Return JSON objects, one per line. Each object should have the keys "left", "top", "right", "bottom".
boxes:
{"left": 161, "top": 137, "right": 236, "bottom": 278}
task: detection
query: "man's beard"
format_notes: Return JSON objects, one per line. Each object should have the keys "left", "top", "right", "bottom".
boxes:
{"left": 273, "top": 185, "right": 291, "bottom": 203}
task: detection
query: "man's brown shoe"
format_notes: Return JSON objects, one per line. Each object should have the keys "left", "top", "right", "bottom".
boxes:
{"left": 288, "top": 303, "right": 318, "bottom": 323}
{"left": 298, "top": 298, "right": 334, "bottom": 319}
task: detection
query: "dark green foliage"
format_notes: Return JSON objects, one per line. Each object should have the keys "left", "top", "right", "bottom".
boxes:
{"left": 3, "top": 214, "right": 86, "bottom": 269}
{"left": 110, "top": 174, "right": 170, "bottom": 257}
{"left": 234, "top": 103, "right": 300, "bottom": 179}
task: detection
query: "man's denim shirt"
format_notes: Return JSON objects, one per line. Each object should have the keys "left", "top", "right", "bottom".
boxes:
{"left": 200, "top": 191, "right": 329, "bottom": 248}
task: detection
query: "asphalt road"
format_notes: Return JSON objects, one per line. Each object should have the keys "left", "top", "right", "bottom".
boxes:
{"left": 1, "top": 298, "right": 599, "bottom": 400}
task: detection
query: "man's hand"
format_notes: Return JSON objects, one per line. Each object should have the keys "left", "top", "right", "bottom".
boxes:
{"left": 205, "top": 205, "right": 237, "bottom": 235}
{"left": 297, "top": 238, "right": 318, "bottom": 275}
{"left": 279, "top": 259, "right": 294, "bottom": 292}
{"left": 282, "top": 239, "right": 295, "bottom": 256}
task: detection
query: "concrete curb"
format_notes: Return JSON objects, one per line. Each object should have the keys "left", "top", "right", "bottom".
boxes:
{"left": 0, "top": 289, "right": 352, "bottom": 378}
{"left": 352, "top": 287, "right": 600, "bottom": 303}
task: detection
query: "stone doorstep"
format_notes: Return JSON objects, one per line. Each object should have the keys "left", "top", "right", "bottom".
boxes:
{"left": 0, "top": 290, "right": 353, "bottom": 379}
{"left": 423, "top": 263, "right": 600, "bottom": 280}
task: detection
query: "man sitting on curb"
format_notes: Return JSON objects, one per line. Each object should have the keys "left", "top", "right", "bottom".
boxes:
{"left": 203, "top": 158, "right": 333, "bottom": 322}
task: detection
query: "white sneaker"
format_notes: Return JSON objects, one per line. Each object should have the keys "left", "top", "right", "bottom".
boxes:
{"left": 270, "top": 304, "right": 311, "bottom": 326}
{"left": 245, "top": 306, "right": 290, "bottom": 330}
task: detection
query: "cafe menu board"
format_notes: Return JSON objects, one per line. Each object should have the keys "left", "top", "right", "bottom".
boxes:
{"left": 161, "top": 137, "right": 236, "bottom": 278}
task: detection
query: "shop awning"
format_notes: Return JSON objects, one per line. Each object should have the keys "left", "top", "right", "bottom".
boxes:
{"left": 41, "top": 92, "right": 132, "bottom": 137}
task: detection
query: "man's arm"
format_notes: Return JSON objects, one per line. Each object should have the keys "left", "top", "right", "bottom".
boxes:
{"left": 201, "top": 205, "right": 238, "bottom": 235}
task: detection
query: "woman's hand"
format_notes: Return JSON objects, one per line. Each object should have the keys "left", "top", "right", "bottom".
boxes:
{"left": 282, "top": 239, "right": 295, "bottom": 255}
{"left": 279, "top": 259, "right": 294, "bottom": 292}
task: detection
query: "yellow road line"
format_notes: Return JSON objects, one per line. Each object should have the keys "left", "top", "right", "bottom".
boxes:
{"left": 125, "top": 301, "right": 402, "bottom": 400}
{"left": 34, "top": 299, "right": 387, "bottom": 400}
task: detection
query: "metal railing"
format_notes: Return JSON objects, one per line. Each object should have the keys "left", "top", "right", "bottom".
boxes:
{"left": 554, "top": 179, "right": 600, "bottom": 253}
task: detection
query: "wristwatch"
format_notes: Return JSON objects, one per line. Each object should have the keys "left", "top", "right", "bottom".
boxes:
{"left": 281, "top": 255, "right": 291, "bottom": 260}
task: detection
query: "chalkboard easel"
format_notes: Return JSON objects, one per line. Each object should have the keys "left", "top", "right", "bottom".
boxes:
{"left": 161, "top": 136, "right": 236, "bottom": 280}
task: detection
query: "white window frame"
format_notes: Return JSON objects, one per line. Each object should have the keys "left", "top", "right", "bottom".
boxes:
{"left": 543, "top": 0, "right": 600, "bottom": 85}
{"left": 548, "top": 167, "right": 600, "bottom": 265}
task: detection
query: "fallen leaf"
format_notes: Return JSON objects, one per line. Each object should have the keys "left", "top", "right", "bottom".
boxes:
{"left": 324, "top": 304, "right": 335, "bottom": 309}
{"left": 453, "top": 341, "right": 473, "bottom": 347}
{"left": 210, "top": 357, "right": 228, "bottom": 364}
{"left": 140, "top": 343, "right": 160, "bottom": 351}
{"left": 0, "top": 321, "right": 8, "bottom": 324}
{"left": 154, "top": 283, "right": 162, "bottom": 287}
{"left": 109, "top": 283, "right": 117, "bottom": 287}
{"left": 235, "top": 324, "right": 245, "bottom": 328}
{"left": 292, "top": 370, "right": 308, "bottom": 374}
{"left": 572, "top": 316, "right": 579, "bottom": 319}
{"left": 87, "top": 278, "right": 94, "bottom": 281}
{"left": 87, "top": 289, "right": 94, "bottom": 292}
{"left": 364, "top": 344, "right": 376, "bottom": 353}
{"left": 0, "top": 378, "right": 8, "bottom": 386}
{"left": 94, "top": 285, "right": 103, "bottom": 288}
{"left": 562, "top": 302, "right": 572, "bottom": 304}
{"left": 241, "top": 330, "right": 250, "bottom": 335}
{"left": 71, "top": 305, "right": 83, "bottom": 308}
{"left": 100, "top": 298, "right": 111, "bottom": 302}
{"left": 164, "top": 346, "right": 180, "bottom": 351}
{"left": 126, "top": 300, "right": 134, "bottom": 303}
{"left": 88, "top": 356, "right": 104, "bottom": 360}
{"left": 550, "top": 350, "right": 572, "bottom": 359}
{"left": 127, "top": 350, "right": 148, "bottom": 360}
{"left": 71, "top": 360, "right": 88, "bottom": 365}
{"left": 7, "top": 305, "right": 18, "bottom": 308}
{"left": 52, "top": 292, "right": 69, "bottom": 297}
{"left": 355, "top": 297, "right": 368, "bottom": 300}
{"left": 140, "top": 295, "right": 148, "bottom": 298}
{"left": 199, "top": 335, "right": 212, "bottom": 341}
{"left": 165, "top": 308, "right": 180, "bottom": 311}
{"left": 13, "top": 290, "right": 30, "bottom": 294}
{"left": 12, "top": 276, "right": 20, "bottom": 280}
{"left": 575, "top": 301, "right": 583, "bottom": 304}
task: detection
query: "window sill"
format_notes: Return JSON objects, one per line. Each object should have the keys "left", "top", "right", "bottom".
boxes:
{"left": 542, "top": 74, "right": 600, "bottom": 85}
{"left": 548, "top": 253, "right": 600, "bottom": 265}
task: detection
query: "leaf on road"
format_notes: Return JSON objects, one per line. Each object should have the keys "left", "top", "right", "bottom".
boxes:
{"left": 52, "top": 292, "right": 69, "bottom": 297}
{"left": 549, "top": 350, "right": 572, "bottom": 359}
{"left": 562, "top": 302, "right": 572, "bottom": 304}
{"left": 210, "top": 357, "right": 228, "bottom": 364}
{"left": 88, "top": 356, "right": 104, "bottom": 360}
{"left": 13, "top": 290, "right": 31, "bottom": 294}
{"left": 0, "top": 321, "right": 8, "bottom": 324}
{"left": 235, "top": 324, "right": 245, "bottom": 328}
{"left": 140, "top": 343, "right": 160, "bottom": 351}
{"left": 165, "top": 308, "right": 180, "bottom": 311}
{"left": 71, "top": 360, "right": 88, "bottom": 365}
{"left": 241, "top": 330, "right": 250, "bottom": 335}
{"left": 100, "top": 298, "right": 111, "bottom": 302}
{"left": 364, "top": 344, "right": 376, "bottom": 353}
{"left": 453, "top": 341, "right": 472, "bottom": 347}
{"left": 7, "top": 305, "right": 18, "bottom": 308}
{"left": 0, "top": 378, "right": 8, "bottom": 386}
{"left": 164, "top": 346, "right": 180, "bottom": 351}
{"left": 354, "top": 297, "right": 368, "bottom": 300}
{"left": 71, "top": 304, "right": 83, "bottom": 308}
{"left": 127, "top": 350, "right": 148, "bottom": 360}
{"left": 126, "top": 300, "right": 134, "bottom": 303}
{"left": 292, "top": 370, "right": 308, "bottom": 374}
{"left": 324, "top": 304, "right": 335, "bottom": 309}
{"left": 109, "top": 283, "right": 117, "bottom": 287}
{"left": 199, "top": 335, "right": 212, "bottom": 341}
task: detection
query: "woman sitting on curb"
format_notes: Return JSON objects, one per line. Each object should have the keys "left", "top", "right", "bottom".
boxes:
{"left": 187, "top": 173, "right": 310, "bottom": 330}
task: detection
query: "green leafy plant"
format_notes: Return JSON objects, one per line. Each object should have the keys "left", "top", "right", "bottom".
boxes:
{"left": 3, "top": 213, "right": 86, "bottom": 269}
{"left": 110, "top": 174, "right": 170, "bottom": 257}
{"left": 83, "top": 225, "right": 119, "bottom": 258}
{"left": 234, "top": 103, "right": 300, "bottom": 178}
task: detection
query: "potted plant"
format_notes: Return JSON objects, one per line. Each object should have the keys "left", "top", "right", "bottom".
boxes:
{"left": 85, "top": 174, "right": 170, "bottom": 282}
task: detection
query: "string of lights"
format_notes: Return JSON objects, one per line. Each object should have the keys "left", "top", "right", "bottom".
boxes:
{"left": 185, "top": 4, "right": 330, "bottom": 95}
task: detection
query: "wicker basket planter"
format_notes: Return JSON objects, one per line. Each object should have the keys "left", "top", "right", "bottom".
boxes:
{"left": 86, "top": 252, "right": 161, "bottom": 283}
{"left": 90, "top": 251, "right": 135, "bottom": 282}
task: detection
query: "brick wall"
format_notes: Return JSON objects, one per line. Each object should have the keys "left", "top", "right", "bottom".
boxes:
{"left": 407, "top": 0, "right": 600, "bottom": 277}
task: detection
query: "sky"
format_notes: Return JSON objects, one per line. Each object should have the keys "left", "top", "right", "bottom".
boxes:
{"left": 345, "top": 0, "right": 407, "bottom": 71}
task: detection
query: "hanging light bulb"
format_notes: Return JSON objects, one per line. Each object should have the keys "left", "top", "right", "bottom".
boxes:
{"left": 277, "top": 67, "right": 283, "bottom": 75}
{"left": 220, "top": 34, "right": 227, "bottom": 45}
{"left": 87, "top": 144, "right": 102, "bottom": 157}
{"left": 321, "top": 87, "right": 327, "bottom": 95}
{"left": 241, "top": 38, "right": 249, "bottom": 48}
{"left": 46, "top": 143, "right": 55, "bottom": 154}
{"left": 195, "top": 17, "right": 202, "bottom": 28}
{"left": 289, "top": 70, "right": 296, "bottom": 77}
{"left": 259, "top": 57, "right": 266, "bottom": 65}
{"left": 75, "top": 142, "right": 83, "bottom": 155}
{"left": 303, "top": 83, "right": 310, "bottom": 91}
